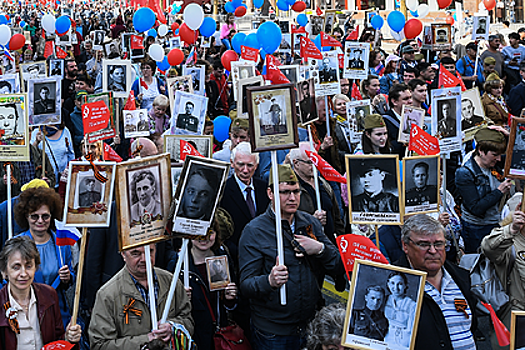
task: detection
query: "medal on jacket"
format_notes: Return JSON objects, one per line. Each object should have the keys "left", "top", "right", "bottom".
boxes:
{"left": 123, "top": 297, "right": 142, "bottom": 324}
{"left": 454, "top": 299, "right": 469, "bottom": 318}
{"left": 3, "top": 302, "right": 20, "bottom": 334}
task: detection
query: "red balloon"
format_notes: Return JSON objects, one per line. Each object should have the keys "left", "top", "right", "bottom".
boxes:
{"left": 235, "top": 6, "right": 247, "bottom": 17}
{"left": 171, "top": 22, "right": 179, "bottom": 33}
{"left": 180, "top": 23, "right": 198, "bottom": 44}
{"left": 9, "top": 34, "right": 25, "bottom": 51}
{"left": 445, "top": 15, "right": 454, "bottom": 25}
{"left": 168, "top": 48, "right": 184, "bottom": 66}
{"left": 55, "top": 30, "right": 67, "bottom": 37}
{"left": 221, "top": 50, "right": 238, "bottom": 71}
{"left": 404, "top": 18, "right": 423, "bottom": 40}
{"left": 437, "top": 0, "right": 452, "bottom": 9}
{"left": 292, "top": 1, "right": 306, "bottom": 12}
{"left": 484, "top": 0, "right": 496, "bottom": 10}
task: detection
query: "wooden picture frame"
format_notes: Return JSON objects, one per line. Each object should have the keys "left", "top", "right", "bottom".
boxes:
{"left": 402, "top": 155, "right": 440, "bottom": 215}
{"left": 28, "top": 77, "right": 61, "bottom": 127}
{"left": 297, "top": 78, "right": 318, "bottom": 126}
{"left": 510, "top": 310, "right": 525, "bottom": 350}
{"left": 102, "top": 59, "right": 132, "bottom": 98}
{"left": 164, "top": 134, "right": 213, "bottom": 163}
{"left": 246, "top": 83, "right": 299, "bottom": 152}
{"left": 461, "top": 87, "right": 488, "bottom": 142}
{"left": 505, "top": 117, "right": 525, "bottom": 180}
{"left": 238, "top": 76, "right": 264, "bottom": 118}
{"left": 231, "top": 62, "right": 256, "bottom": 100}
{"left": 0, "top": 94, "right": 29, "bottom": 161}
{"left": 431, "top": 23, "right": 452, "bottom": 51}
{"left": 206, "top": 255, "right": 231, "bottom": 291}
{"left": 398, "top": 105, "right": 426, "bottom": 144}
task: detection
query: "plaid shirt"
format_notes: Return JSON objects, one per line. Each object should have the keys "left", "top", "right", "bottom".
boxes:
{"left": 16, "top": 160, "right": 36, "bottom": 187}
{"left": 129, "top": 272, "right": 160, "bottom": 307}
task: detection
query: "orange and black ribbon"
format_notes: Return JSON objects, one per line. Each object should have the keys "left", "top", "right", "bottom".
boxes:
{"left": 123, "top": 297, "right": 142, "bottom": 324}
{"left": 85, "top": 152, "right": 107, "bottom": 183}
{"left": 132, "top": 144, "right": 143, "bottom": 158}
{"left": 3, "top": 302, "right": 20, "bottom": 334}
{"left": 454, "top": 299, "right": 469, "bottom": 319}
{"left": 3, "top": 163, "right": 18, "bottom": 185}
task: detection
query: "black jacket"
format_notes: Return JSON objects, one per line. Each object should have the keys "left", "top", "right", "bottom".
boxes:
{"left": 507, "top": 80, "right": 525, "bottom": 116}
{"left": 382, "top": 109, "right": 406, "bottom": 158}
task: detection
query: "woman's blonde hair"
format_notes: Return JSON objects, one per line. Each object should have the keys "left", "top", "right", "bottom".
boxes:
{"left": 152, "top": 95, "right": 169, "bottom": 108}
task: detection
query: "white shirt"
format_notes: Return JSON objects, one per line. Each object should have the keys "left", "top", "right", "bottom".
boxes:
{"left": 8, "top": 286, "right": 42, "bottom": 350}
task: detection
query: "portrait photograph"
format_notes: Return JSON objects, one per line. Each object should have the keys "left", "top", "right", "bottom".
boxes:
{"left": 170, "top": 163, "right": 183, "bottom": 195}
{"left": 116, "top": 153, "right": 172, "bottom": 250}
{"left": 238, "top": 76, "right": 264, "bottom": 118}
{"left": 297, "top": 78, "right": 318, "bottom": 126}
{"left": 461, "top": 87, "right": 487, "bottom": 141}
{"left": 93, "top": 30, "right": 105, "bottom": 51}
{"left": 70, "top": 27, "right": 78, "bottom": 45}
{"left": 19, "top": 61, "right": 47, "bottom": 91}
{"left": 472, "top": 15, "right": 490, "bottom": 41}
{"left": 63, "top": 161, "right": 116, "bottom": 227}
{"left": 170, "top": 90, "right": 208, "bottom": 135}
{"left": 247, "top": 84, "right": 299, "bottom": 152}
{"left": 505, "top": 117, "right": 525, "bottom": 179}
{"left": 102, "top": 59, "right": 132, "bottom": 98}
{"left": 28, "top": 77, "right": 61, "bottom": 126}
{"left": 344, "top": 42, "right": 370, "bottom": 80}
{"left": 231, "top": 62, "right": 256, "bottom": 100}
{"left": 104, "top": 40, "right": 121, "bottom": 58}
{"left": 173, "top": 156, "right": 229, "bottom": 236}
{"left": 182, "top": 65, "right": 206, "bottom": 96}
{"left": 206, "top": 255, "right": 231, "bottom": 291}
{"left": 346, "top": 155, "right": 402, "bottom": 225}
{"left": 431, "top": 87, "right": 462, "bottom": 154}
{"left": 82, "top": 92, "right": 116, "bottom": 143}
{"left": 347, "top": 99, "right": 371, "bottom": 134}
{"left": 342, "top": 260, "right": 426, "bottom": 350}
{"left": 0, "top": 94, "right": 29, "bottom": 161}
{"left": 292, "top": 32, "right": 307, "bottom": 56}
{"left": 123, "top": 109, "right": 150, "bottom": 139}
{"left": 169, "top": 37, "right": 181, "bottom": 49}
{"left": 510, "top": 311, "right": 525, "bottom": 350}
{"left": 324, "top": 11, "right": 336, "bottom": 34}
{"left": 309, "top": 51, "right": 341, "bottom": 97}
{"left": 49, "top": 59, "right": 64, "bottom": 78}
{"left": 431, "top": 23, "right": 452, "bottom": 51}
{"left": 0, "top": 74, "right": 20, "bottom": 94}
{"left": 167, "top": 75, "right": 194, "bottom": 118}
{"left": 200, "top": 36, "right": 211, "bottom": 48}
{"left": 278, "top": 65, "right": 300, "bottom": 85}
{"left": 398, "top": 105, "right": 425, "bottom": 144}
{"left": 278, "top": 20, "right": 290, "bottom": 34}
{"left": 310, "top": 15, "right": 325, "bottom": 36}
{"left": 164, "top": 134, "right": 213, "bottom": 163}
{"left": 402, "top": 155, "right": 440, "bottom": 215}
{"left": 56, "top": 31, "right": 71, "bottom": 46}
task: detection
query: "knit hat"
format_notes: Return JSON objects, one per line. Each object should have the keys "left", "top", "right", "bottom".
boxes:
{"left": 474, "top": 127, "right": 506, "bottom": 144}
{"left": 364, "top": 114, "right": 386, "bottom": 130}
{"left": 268, "top": 164, "right": 298, "bottom": 186}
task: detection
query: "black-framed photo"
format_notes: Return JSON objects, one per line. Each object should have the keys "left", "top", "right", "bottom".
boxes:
{"left": 206, "top": 255, "right": 231, "bottom": 291}
{"left": 238, "top": 76, "right": 264, "bottom": 118}
{"left": 231, "top": 62, "right": 256, "bottom": 100}
{"left": 344, "top": 42, "right": 370, "bottom": 80}
{"left": 297, "top": 78, "right": 318, "bottom": 125}
{"left": 324, "top": 10, "right": 336, "bottom": 34}
{"left": 472, "top": 15, "right": 490, "bottom": 41}
{"left": 431, "top": 23, "right": 451, "bottom": 51}
{"left": 0, "top": 74, "right": 20, "bottom": 93}
{"left": 505, "top": 117, "right": 525, "bottom": 179}
{"left": 0, "top": 94, "right": 29, "bottom": 161}
{"left": 402, "top": 155, "right": 440, "bottom": 215}
{"left": 310, "top": 15, "right": 325, "bottom": 36}
{"left": 431, "top": 87, "right": 462, "bottom": 154}
{"left": 172, "top": 156, "right": 229, "bottom": 236}
{"left": 182, "top": 65, "right": 206, "bottom": 96}
{"left": 278, "top": 65, "right": 300, "bottom": 85}
{"left": 82, "top": 92, "right": 116, "bottom": 143}
{"left": 169, "top": 37, "right": 181, "bottom": 49}
{"left": 104, "top": 40, "right": 121, "bottom": 57}
{"left": 123, "top": 109, "right": 150, "bottom": 139}
{"left": 398, "top": 105, "right": 425, "bottom": 144}
{"left": 292, "top": 32, "right": 307, "bottom": 56}
{"left": 170, "top": 90, "right": 208, "bottom": 135}
{"left": 278, "top": 20, "right": 290, "bottom": 34}
{"left": 164, "top": 134, "right": 213, "bottom": 163}
{"left": 510, "top": 311, "right": 525, "bottom": 350}
{"left": 63, "top": 161, "right": 117, "bottom": 227}
{"left": 102, "top": 59, "right": 132, "bottom": 98}
{"left": 247, "top": 84, "right": 299, "bottom": 152}
{"left": 121, "top": 32, "right": 131, "bottom": 52}
{"left": 49, "top": 59, "right": 64, "bottom": 78}
{"left": 28, "top": 77, "right": 61, "bottom": 126}
{"left": 55, "top": 31, "right": 71, "bottom": 46}
{"left": 252, "top": 20, "right": 260, "bottom": 30}
{"left": 346, "top": 155, "right": 402, "bottom": 225}
{"left": 347, "top": 99, "right": 371, "bottom": 134}
{"left": 309, "top": 51, "right": 341, "bottom": 97}
{"left": 342, "top": 259, "right": 426, "bottom": 350}
{"left": 93, "top": 30, "right": 105, "bottom": 51}
{"left": 19, "top": 61, "right": 47, "bottom": 91}
{"left": 170, "top": 163, "right": 183, "bottom": 195}
{"left": 461, "top": 87, "right": 488, "bottom": 141}
{"left": 116, "top": 153, "right": 172, "bottom": 250}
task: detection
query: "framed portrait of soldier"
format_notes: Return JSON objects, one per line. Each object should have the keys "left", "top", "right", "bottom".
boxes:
{"left": 310, "top": 15, "right": 325, "bottom": 36}
{"left": 324, "top": 10, "right": 336, "bottom": 34}
{"left": 164, "top": 134, "right": 213, "bottom": 163}
{"left": 461, "top": 87, "right": 488, "bottom": 141}
{"left": 292, "top": 31, "right": 307, "bottom": 56}
{"left": 0, "top": 94, "right": 29, "bottom": 161}
{"left": 431, "top": 87, "right": 461, "bottom": 154}
{"left": 472, "top": 15, "right": 490, "bottom": 41}
{"left": 0, "top": 74, "right": 20, "bottom": 94}
{"left": 278, "top": 20, "right": 290, "bottom": 34}
{"left": 431, "top": 23, "right": 451, "bottom": 51}
{"left": 247, "top": 84, "right": 299, "bottom": 152}
{"left": 505, "top": 117, "right": 525, "bottom": 179}
{"left": 55, "top": 31, "right": 71, "bottom": 46}
{"left": 278, "top": 33, "right": 292, "bottom": 54}
{"left": 182, "top": 65, "right": 206, "bottom": 96}
{"left": 104, "top": 40, "right": 121, "bottom": 57}
{"left": 346, "top": 154, "right": 402, "bottom": 225}
{"left": 93, "top": 30, "right": 105, "bottom": 51}
{"left": 402, "top": 155, "right": 440, "bottom": 215}
{"left": 19, "top": 61, "right": 47, "bottom": 91}
{"left": 48, "top": 59, "right": 64, "bottom": 78}
{"left": 82, "top": 92, "right": 116, "bottom": 143}
{"left": 238, "top": 76, "right": 264, "bottom": 118}
{"left": 123, "top": 109, "right": 150, "bottom": 139}
{"left": 206, "top": 255, "right": 231, "bottom": 291}
{"left": 172, "top": 156, "right": 229, "bottom": 236}
{"left": 279, "top": 65, "right": 300, "bottom": 85}
{"left": 170, "top": 90, "right": 208, "bottom": 135}
{"left": 297, "top": 78, "right": 318, "bottom": 125}
{"left": 116, "top": 153, "right": 172, "bottom": 250}
{"left": 169, "top": 37, "right": 181, "bottom": 49}
{"left": 63, "top": 161, "right": 117, "bottom": 227}
{"left": 309, "top": 51, "right": 341, "bottom": 97}
{"left": 510, "top": 311, "right": 525, "bottom": 350}
{"left": 398, "top": 105, "right": 425, "bottom": 144}
{"left": 102, "top": 59, "right": 132, "bottom": 98}
{"left": 344, "top": 42, "right": 370, "bottom": 80}
{"left": 342, "top": 259, "right": 426, "bottom": 350}
{"left": 167, "top": 76, "right": 194, "bottom": 118}
{"left": 231, "top": 62, "right": 256, "bottom": 100}
{"left": 28, "top": 77, "right": 61, "bottom": 126}
{"left": 347, "top": 99, "right": 371, "bottom": 135}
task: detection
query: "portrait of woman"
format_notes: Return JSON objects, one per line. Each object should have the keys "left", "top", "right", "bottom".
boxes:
{"left": 107, "top": 65, "right": 126, "bottom": 92}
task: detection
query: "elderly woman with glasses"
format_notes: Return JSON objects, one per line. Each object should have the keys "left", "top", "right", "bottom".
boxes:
{"left": 0, "top": 236, "right": 81, "bottom": 348}
{"left": 14, "top": 187, "right": 75, "bottom": 329}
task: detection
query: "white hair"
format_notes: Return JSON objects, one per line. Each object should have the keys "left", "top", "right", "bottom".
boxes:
{"left": 230, "top": 141, "right": 259, "bottom": 164}
{"left": 289, "top": 142, "right": 312, "bottom": 166}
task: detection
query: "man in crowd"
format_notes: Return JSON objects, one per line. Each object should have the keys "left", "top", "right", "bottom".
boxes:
{"left": 402, "top": 66, "right": 418, "bottom": 85}
{"left": 508, "top": 61, "right": 525, "bottom": 116}
{"left": 382, "top": 84, "right": 413, "bottom": 157}
{"left": 456, "top": 42, "right": 480, "bottom": 89}
{"left": 503, "top": 32, "right": 525, "bottom": 92}
{"left": 399, "top": 45, "right": 417, "bottom": 82}
{"left": 480, "top": 35, "right": 504, "bottom": 77}
{"left": 416, "top": 62, "right": 436, "bottom": 86}
{"left": 62, "top": 59, "right": 79, "bottom": 102}
{"left": 408, "top": 79, "right": 429, "bottom": 112}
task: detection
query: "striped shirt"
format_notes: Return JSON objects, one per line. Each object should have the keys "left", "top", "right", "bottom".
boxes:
{"left": 424, "top": 269, "right": 476, "bottom": 350}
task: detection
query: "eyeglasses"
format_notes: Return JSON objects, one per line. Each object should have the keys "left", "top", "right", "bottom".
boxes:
{"left": 279, "top": 189, "right": 301, "bottom": 197}
{"left": 28, "top": 213, "right": 51, "bottom": 221}
{"left": 296, "top": 159, "right": 313, "bottom": 165}
{"left": 407, "top": 238, "right": 446, "bottom": 251}
{"left": 141, "top": 66, "right": 152, "bottom": 70}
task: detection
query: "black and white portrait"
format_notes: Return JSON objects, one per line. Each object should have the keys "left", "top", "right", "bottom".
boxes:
{"left": 171, "top": 90, "right": 208, "bottom": 135}
{"left": 252, "top": 21, "right": 260, "bottom": 30}
{"left": 124, "top": 109, "right": 150, "bottom": 139}
{"left": 75, "top": 173, "right": 105, "bottom": 208}
{"left": 182, "top": 65, "right": 206, "bottom": 96}
{"left": 102, "top": 60, "right": 131, "bottom": 98}
{"left": 56, "top": 32, "right": 71, "bottom": 46}
{"left": 93, "top": 30, "right": 105, "bottom": 51}
{"left": 121, "top": 33, "right": 131, "bottom": 52}
{"left": 258, "top": 94, "right": 288, "bottom": 136}
{"left": 310, "top": 52, "right": 341, "bottom": 96}
{"left": 472, "top": 15, "right": 490, "bottom": 41}
{"left": 437, "top": 98, "right": 457, "bottom": 138}
{"left": 164, "top": 135, "right": 213, "bottom": 163}
{"left": 310, "top": 16, "right": 325, "bottom": 36}
{"left": 398, "top": 105, "right": 425, "bottom": 144}
{"left": 278, "top": 34, "right": 292, "bottom": 53}
{"left": 293, "top": 32, "right": 307, "bottom": 55}
{"left": 347, "top": 100, "right": 371, "bottom": 133}
{"left": 171, "top": 164, "right": 183, "bottom": 195}
{"left": 319, "top": 56, "right": 338, "bottom": 83}
{"left": 28, "top": 77, "right": 61, "bottom": 126}
{"left": 278, "top": 65, "right": 299, "bottom": 85}
{"left": 344, "top": 42, "right": 370, "bottom": 80}
{"left": 278, "top": 20, "right": 290, "bottom": 34}
{"left": 107, "top": 65, "right": 126, "bottom": 91}
{"left": 324, "top": 12, "right": 335, "bottom": 34}
{"left": 104, "top": 40, "right": 120, "bottom": 58}
{"left": 169, "top": 37, "right": 181, "bottom": 49}
{"left": 238, "top": 76, "right": 263, "bottom": 118}
{"left": 0, "top": 74, "right": 19, "bottom": 94}
{"left": 127, "top": 165, "right": 163, "bottom": 227}
{"left": 232, "top": 62, "right": 256, "bottom": 100}
{"left": 206, "top": 255, "right": 230, "bottom": 291}
{"left": 167, "top": 76, "right": 194, "bottom": 116}
{"left": 298, "top": 79, "right": 318, "bottom": 125}
{"left": 49, "top": 59, "right": 64, "bottom": 78}
{"left": 403, "top": 155, "right": 439, "bottom": 215}
{"left": 506, "top": 119, "right": 525, "bottom": 178}
{"left": 461, "top": 88, "right": 486, "bottom": 133}
{"left": 432, "top": 24, "right": 451, "bottom": 50}
{"left": 431, "top": 87, "right": 461, "bottom": 153}
{"left": 20, "top": 61, "right": 47, "bottom": 88}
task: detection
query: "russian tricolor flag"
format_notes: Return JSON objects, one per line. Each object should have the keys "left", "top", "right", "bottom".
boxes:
{"left": 55, "top": 219, "right": 82, "bottom": 246}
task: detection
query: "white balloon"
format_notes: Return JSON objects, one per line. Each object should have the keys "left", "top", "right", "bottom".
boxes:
{"left": 148, "top": 44, "right": 165, "bottom": 62}
{"left": 390, "top": 28, "right": 405, "bottom": 41}
{"left": 407, "top": 0, "right": 419, "bottom": 11}
{"left": 0, "top": 25, "right": 10, "bottom": 46}
{"left": 158, "top": 24, "right": 168, "bottom": 37}
{"left": 478, "top": 2, "right": 486, "bottom": 10}
{"left": 41, "top": 14, "right": 56, "bottom": 33}
{"left": 305, "top": 23, "right": 312, "bottom": 34}
{"left": 184, "top": 4, "right": 204, "bottom": 31}
{"left": 417, "top": 4, "right": 430, "bottom": 18}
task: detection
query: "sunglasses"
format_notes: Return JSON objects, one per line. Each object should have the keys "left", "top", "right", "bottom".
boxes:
{"left": 28, "top": 213, "right": 51, "bottom": 221}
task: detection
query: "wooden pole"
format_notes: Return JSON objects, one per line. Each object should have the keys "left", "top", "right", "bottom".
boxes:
{"left": 71, "top": 227, "right": 88, "bottom": 325}
{"left": 375, "top": 224, "right": 379, "bottom": 248}
{"left": 271, "top": 150, "right": 286, "bottom": 305}
{"left": 7, "top": 164, "right": 12, "bottom": 239}
{"left": 325, "top": 95, "right": 330, "bottom": 138}
{"left": 144, "top": 244, "right": 158, "bottom": 330}
{"left": 160, "top": 239, "right": 189, "bottom": 324}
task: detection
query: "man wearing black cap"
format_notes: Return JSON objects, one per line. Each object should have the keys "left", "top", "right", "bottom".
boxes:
{"left": 353, "top": 49, "right": 365, "bottom": 70}
{"left": 399, "top": 45, "right": 416, "bottom": 83}
{"left": 353, "top": 161, "right": 399, "bottom": 213}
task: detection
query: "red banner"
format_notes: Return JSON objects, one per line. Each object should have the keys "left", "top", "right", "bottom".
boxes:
{"left": 408, "top": 124, "right": 440, "bottom": 155}
{"left": 336, "top": 234, "right": 389, "bottom": 279}
{"left": 438, "top": 64, "right": 462, "bottom": 89}
{"left": 266, "top": 55, "right": 290, "bottom": 84}
{"left": 123, "top": 90, "right": 136, "bottom": 111}
{"left": 241, "top": 45, "right": 259, "bottom": 62}
{"left": 351, "top": 82, "right": 362, "bottom": 100}
{"left": 82, "top": 100, "right": 110, "bottom": 135}
{"left": 103, "top": 143, "right": 123, "bottom": 162}
{"left": 316, "top": 6, "right": 323, "bottom": 15}
{"left": 305, "top": 150, "right": 346, "bottom": 183}
{"left": 346, "top": 25, "right": 359, "bottom": 41}
{"left": 56, "top": 46, "right": 67, "bottom": 59}
{"left": 300, "top": 36, "right": 322, "bottom": 59}
{"left": 180, "top": 139, "right": 203, "bottom": 160}
{"left": 130, "top": 35, "right": 144, "bottom": 49}
{"left": 320, "top": 31, "right": 342, "bottom": 47}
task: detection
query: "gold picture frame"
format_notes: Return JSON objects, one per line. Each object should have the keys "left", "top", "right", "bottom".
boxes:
{"left": 402, "top": 155, "right": 441, "bottom": 216}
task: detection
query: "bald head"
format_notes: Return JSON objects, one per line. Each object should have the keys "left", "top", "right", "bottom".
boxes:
{"left": 131, "top": 138, "right": 158, "bottom": 158}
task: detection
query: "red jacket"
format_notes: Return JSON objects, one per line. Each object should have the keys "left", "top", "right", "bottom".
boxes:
{"left": 0, "top": 283, "right": 64, "bottom": 348}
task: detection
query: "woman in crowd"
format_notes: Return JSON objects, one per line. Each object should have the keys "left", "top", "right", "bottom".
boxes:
{"left": 148, "top": 95, "right": 170, "bottom": 137}
{"left": 305, "top": 303, "right": 348, "bottom": 350}
{"left": 380, "top": 54, "right": 401, "bottom": 94}
{"left": 132, "top": 59, "right": 166, "bottom": 111}
{"left": 332, "top": 94, "right": 352, "bottom": 156}
{"left": 481, "top": 73, "right": 510, "bottom": 126}
{"left": 361, "top": 75, "right": 389, "bottom": 115}
{"left": 0, "top": 236, "right": 81, "bottom": 348}
{"left": 369, "top": 49, "right": 385, "bottom": 76}
{"left": 220, "top": 14, "right": 236, "bottom": 50}
{"left": 358, "top": 114, "right": 391, "bottom": 155}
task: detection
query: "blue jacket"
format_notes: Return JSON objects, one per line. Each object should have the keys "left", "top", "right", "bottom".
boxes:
{"left": 70, "top": 106, "right": 84, "bottom": 149}
{"left": 507, "top": 81, "right": 525, "bottom": 116}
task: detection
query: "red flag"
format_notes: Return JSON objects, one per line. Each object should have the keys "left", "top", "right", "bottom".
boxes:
{"left": 266, "top": 55, "right": 290, "bottom": 84}
{"left": 123, "top": 91, "right": 136, "bottom": 111}
{"left": 300, "top": 36, "right": 322, "bottom": 59}
{"left": 408, "top": 124, "right": 440, "bottom": 156}
{"left": 42, "top": 340, "right": 75, "bottom": 350}
{"left": 336, "top": 234, "right": 389, "bottom": 279}
{"left": 338, "top": 53, "right": 344, "bottom": 69}
{"left": 481, "top": 302, "right": 510, "bottom": 347}
{"left": 305, "top": 150, "right": 346, "bottom": 183}
{"left": 180, "top": 140, "right": 203, "bottom": 160}
{"left": 351, "top": 82, "right": 362, "bottom": 100}
{"left": 456, "top": 71, "right": 467, "bottom": 91}
{"left": 147, "top": 0, "right": 166, "bottom": 24}
{"left": 438, "top": 64, "right": 462, "bottom": 88}
{"left": 241, "top": 45, "right": 259, "bottom": 62}
{"left": 103, "top": 142, "right": 123, "bottom": 162}
{"left": 82, "top": 100, "right": 110, "bottom": 134}
{"left": 316, "top": 6, "right": 323, "bottom": 15}
{"left": 44, "top": 41, "right": 54, "bottom": 59}
{"left": 320, "top": 31, "right": 342, "bottom": 47}
{"left": 346, "top": 25, "right": 360, "bottom": 41}
{"left": 292, "top": 26, "right": 306, "bottom": 34}
{"left": 130, "top": 35, "right": 144, "bottom": 50}
{"left": 56, "top": 45, "right": 67, "bottom": 59}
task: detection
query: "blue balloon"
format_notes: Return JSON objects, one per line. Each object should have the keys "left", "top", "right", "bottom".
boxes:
{"left": 200, "top": 17, "right": 216, "bottom": 37}
{"left": 387, "top": 11, "right": 405, "bottom": 33}
{"left": 225, "top": 1, "right": 235, "bottom": 12}
{"left": 158, "top": 56, "right": 170, "bottom": 71}
{"left": 313, "top": 34, "right": 330, "bottom": 51}
{"left": 231, "top": 32, "right": 246, "bottom": 54}
{"left": 256, "top": 21, "right": 282, "bottom": 54}
{"left": 260, "top": 48, "right": 267, "bottom": 60}
{"left": 277, "top": 0, "right": 290, "bottom": 11}
{"left": 297, "top": 13, "right": 308, "bottom": 26}
{"left": 56, "top": 15, "right": 71, "bottom": 34}
{"left": 244, "top": 33, "right": 260, "bottom": 49}
{"left": 253, "top": 0, "right": 263, "bottom": 7}
{"left": 148, "top": 28, "right": 157, "bottom": 38}
{"left": 20, "top": 20, "right": 25, "bottom": 27}
{"left": 285, "top": 0, "right": 295, "bottom": 5}
{"left": 213, "top": 116, "right": 232, "bottom": 142}
{"left": 409, "top": 10, "right": 419, "bottom": 17}
{"left": 0, "top": 16, "right": 7, "bottom": 25}
{"left": 133, "top": 8, "right": 156, "bottom": 33}
{"left": 370, "top": 14, "right": 384, "bottom": 30}
{"left": 232, "top": 0, "right": 242, "bottom": 8}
